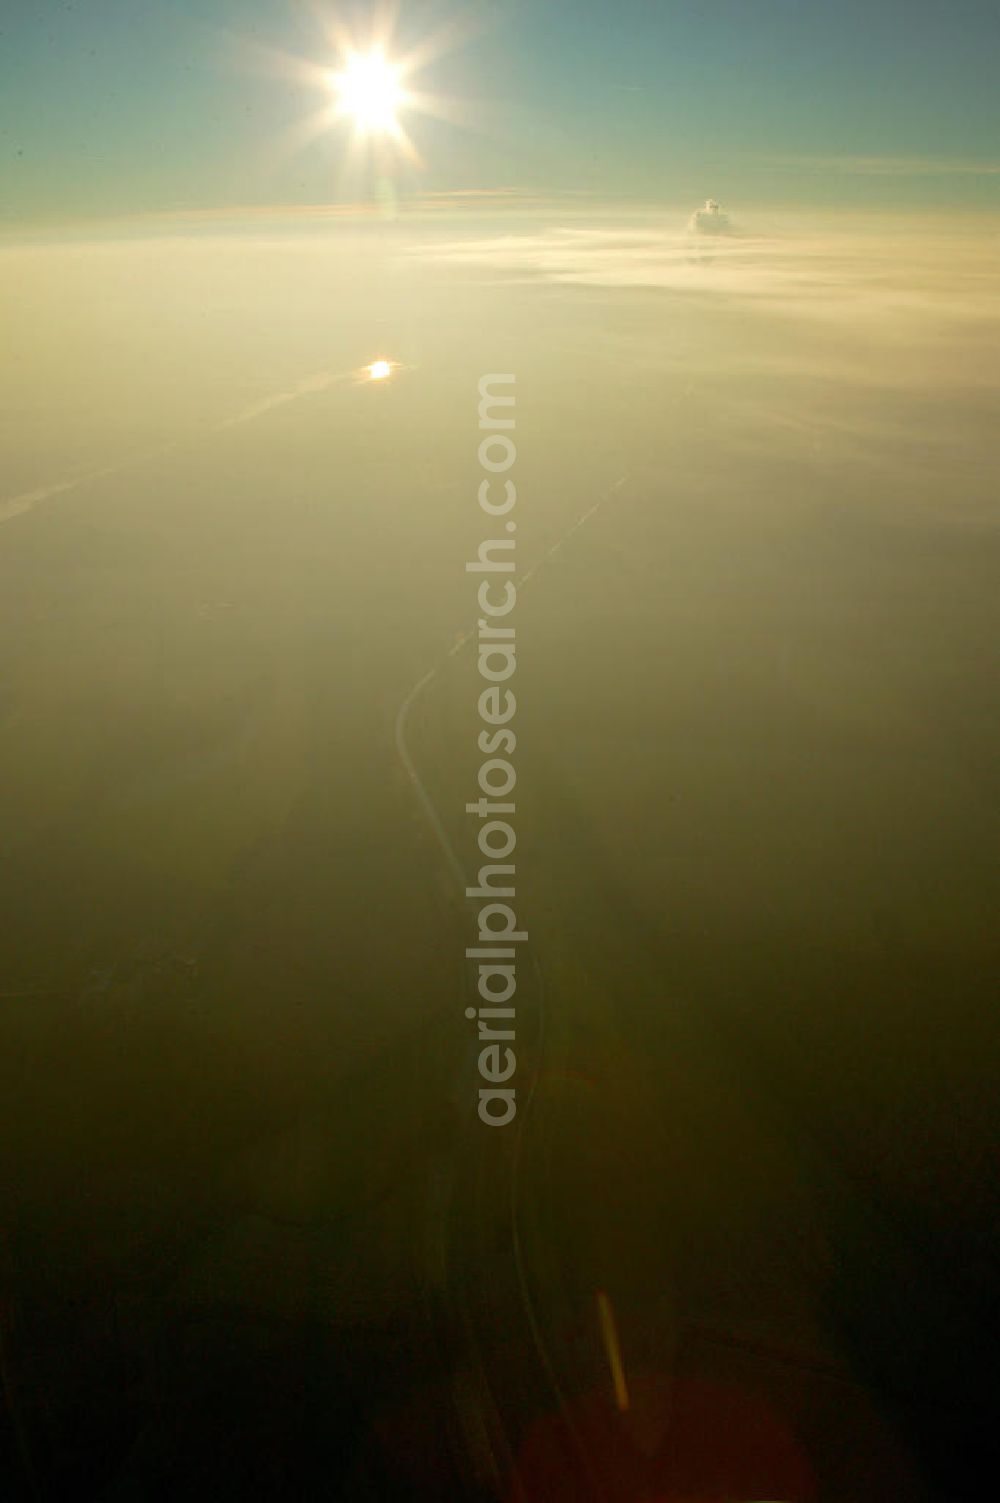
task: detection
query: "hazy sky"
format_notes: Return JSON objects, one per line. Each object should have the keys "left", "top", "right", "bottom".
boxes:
{"left": 2, "top": 0, "right": 999, "bottom": 220}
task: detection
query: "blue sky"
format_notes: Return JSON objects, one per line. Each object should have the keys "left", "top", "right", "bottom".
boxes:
{"left": 2, "top": 0, "right": 998, "bottom": 219}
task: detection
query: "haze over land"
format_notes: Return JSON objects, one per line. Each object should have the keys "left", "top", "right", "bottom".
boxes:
{"left": 2, "top": 205, "right": 996, "bottom": 1488}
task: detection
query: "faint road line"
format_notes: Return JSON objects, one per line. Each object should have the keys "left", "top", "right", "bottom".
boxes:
{"left": 394, "top": 471, "right": 631, "bottom": 896}
{"left": 0, "top": 367, "right": 359, "bottom": 526}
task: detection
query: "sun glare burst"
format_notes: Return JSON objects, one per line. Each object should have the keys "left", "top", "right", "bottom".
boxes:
{"left": 367, "top": 359, "right": 394, "bottom": 381}
{"left": 235, "top": 8, "right": 477, "bottom": 180}
{"left": 331, "top": 49, "right": 405, "bottom": 135}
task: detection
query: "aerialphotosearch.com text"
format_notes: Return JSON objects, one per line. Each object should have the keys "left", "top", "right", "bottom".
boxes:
{"left": 466, "top": 374, "right": 522, "bottom": 1127}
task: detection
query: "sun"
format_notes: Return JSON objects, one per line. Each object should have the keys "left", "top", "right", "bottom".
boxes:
{"left": 240, "top": 11, "right": 476, "bottom": 176}
{"left": 330, "top": 49, "right": 405, "bottom": 135}
{"left": 366, "top": 359, "right": 393, "bottom": 381}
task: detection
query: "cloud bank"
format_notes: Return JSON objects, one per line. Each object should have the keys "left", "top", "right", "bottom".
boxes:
{"left": 415, "top": 210, "right": 1000, "bottom": 339}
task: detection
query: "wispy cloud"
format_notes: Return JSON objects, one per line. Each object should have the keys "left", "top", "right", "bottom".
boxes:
{"left": 756, "top": 154, "right": 1000, "bottom": 179}
{"left": 219, "top": 369, "right": 351, "bottom": 428}
{"left": 413, "top": 208, "right": 1000, "bottom": 496}
{"left": 415, "top": 212, "right": 1000, "bottom": 336}
{"left": 0, "top": 367, "right": 357, "bottom": 525}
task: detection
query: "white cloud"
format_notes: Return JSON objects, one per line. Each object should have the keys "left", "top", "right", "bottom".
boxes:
{"left": 688, "top": 199, "right": 732, "bottom": 235}
{"left": 415, "top": 212, "right": 1000, "bottom": 340}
